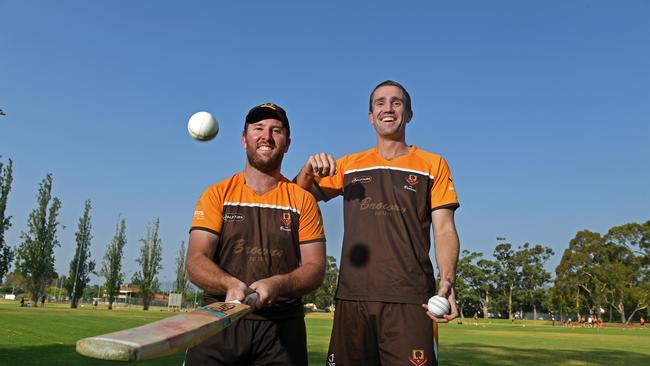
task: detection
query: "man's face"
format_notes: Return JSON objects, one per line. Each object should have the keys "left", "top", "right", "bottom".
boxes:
{"left": 242, "top": 119, "right": 290, "bottom": 173}
{"left": 368, "top": 85, "right": 412, "bottom": 138}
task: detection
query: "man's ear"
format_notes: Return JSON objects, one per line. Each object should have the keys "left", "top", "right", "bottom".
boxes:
{"left": 284, "top": 137, "right": 291, "bottom": 153}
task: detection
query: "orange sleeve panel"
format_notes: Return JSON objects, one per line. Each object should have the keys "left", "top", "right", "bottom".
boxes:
{"left": 314, "top": 155, "right": 347, "bottom": 201}
{"left": 297, "top": 189, "right": 326, "bottom": 244}
{"left": 429, "top": 156, "right": 459, "bottom": 210}
{"left": 191, "top": 184, "right": 224, "bottom": 235}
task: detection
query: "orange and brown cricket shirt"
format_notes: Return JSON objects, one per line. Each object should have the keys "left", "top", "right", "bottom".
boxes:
{"left": 313, "top": 146, "right": 459, "bottom": 304}
{"left": 191, "top": 172, "right": 325, "bottom": 319}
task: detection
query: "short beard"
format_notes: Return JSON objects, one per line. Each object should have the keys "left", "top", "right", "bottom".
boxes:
{"left": 246, "top": 147, "right": 284, "bottom": 173}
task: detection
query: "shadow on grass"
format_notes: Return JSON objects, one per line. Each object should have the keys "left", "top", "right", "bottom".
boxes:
{"left": 441, "top": 343, "right": 648, "bottom": 366}
{"left": 0, "top": 344, "right": 185, "bottom": 366}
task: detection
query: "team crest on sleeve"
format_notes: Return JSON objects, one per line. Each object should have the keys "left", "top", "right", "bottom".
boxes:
{"left": 408, "top": 349, "right": 427, "bottom": 366}
{"left": 280, "top": 212, "right": 292, "bottom": 232}
{"left": 404, "top": 174, "right": 420, "bottom": 192}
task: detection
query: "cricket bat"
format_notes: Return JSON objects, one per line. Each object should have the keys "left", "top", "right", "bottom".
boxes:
{"left": 76, "top": 294, "right": 258, "bottom": 362}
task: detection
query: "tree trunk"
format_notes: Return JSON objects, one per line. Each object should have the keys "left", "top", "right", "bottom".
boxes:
{"left": 108, "top": 295, "right": 114, "bottom": 310}
{"left": 533, "top": 305, "right": 537, "bottom": 321}
{"left": 616, "top": 300, "right": 625, "bottom": 323}
{"left": 575, "top": 289, "right": 580, "bottom": 320}
{"left": 483, "top": 294, "right": 489, "bottom": 319}
{"left": 625, "top": 304, "right": 647, "bottom": 325}
{"left": 143, "top": 296, "right": 150, "bottom": 311}
{"left": 508, "top": 287, "right": 513, "bottom": 319}
{"left": 71, "top": 298, "right": 78, "bottom": 309}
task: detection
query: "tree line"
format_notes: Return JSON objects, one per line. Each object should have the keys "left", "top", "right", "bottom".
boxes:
{"left": 0, "top": 158, "right": 170, "bottom": 310}
{"left": 456, "top": 222, "right": 649, "bottom": 324}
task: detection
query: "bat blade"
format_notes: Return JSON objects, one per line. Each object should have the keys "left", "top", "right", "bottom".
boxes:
{"left": 76, "top": 302, "right": 252, "bottom": 362}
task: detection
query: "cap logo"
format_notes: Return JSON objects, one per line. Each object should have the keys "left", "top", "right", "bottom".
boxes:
{"left": 260, "top": 103, "right": 278, "bottom": 110}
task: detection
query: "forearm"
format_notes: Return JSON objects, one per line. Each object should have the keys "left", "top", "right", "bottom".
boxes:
{"left": 187, "top": 252, "right": 240, "bottom": 294}
{"left": 435, "top": 228, "right": 460, "bottom": 284}
{"left": 295, "top": 169, "right": 318, "bottom": 196}
{"left": 268, "top": 261, "right": 325, "bottom": 298}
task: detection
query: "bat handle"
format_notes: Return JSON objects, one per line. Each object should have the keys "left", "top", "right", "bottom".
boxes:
{"left": 243, "top": 291, "right": 259, "bottom": 308}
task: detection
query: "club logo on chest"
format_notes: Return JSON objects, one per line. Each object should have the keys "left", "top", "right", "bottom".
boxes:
{"left": 280, "top": 212, "right": 292, "bottom": 232}
{"left": 404, "top": 174, "right": 420, "bottom": 192}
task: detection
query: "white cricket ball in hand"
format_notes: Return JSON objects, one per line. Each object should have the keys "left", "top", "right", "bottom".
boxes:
{"left": 427, "top": 295, "right": 451, "bottom": 317}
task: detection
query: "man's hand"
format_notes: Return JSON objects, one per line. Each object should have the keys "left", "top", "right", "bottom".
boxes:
{"left": 301, "top": 152, "right": 336, "bottom": 178}
{"left": 224, "top": 278, "right": 249, "bottom": 303}
{"left": 249, "top": 276, "right": 283, "bottom": 307}
{"left": 422, "top": 278, "right": 459, "bottom": 323}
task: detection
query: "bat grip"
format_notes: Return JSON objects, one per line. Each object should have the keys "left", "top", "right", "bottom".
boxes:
{"left": 243, "top": 290, "right": 259, "bottom": 308}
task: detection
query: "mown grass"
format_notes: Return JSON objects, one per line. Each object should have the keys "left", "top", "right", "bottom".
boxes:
{"left": 1, "top": 301, "right": 648, "bottom": 365}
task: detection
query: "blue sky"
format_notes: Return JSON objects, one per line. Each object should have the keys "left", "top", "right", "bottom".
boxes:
{"left": 1, "top": 1, "right": 649, "bottom": 285}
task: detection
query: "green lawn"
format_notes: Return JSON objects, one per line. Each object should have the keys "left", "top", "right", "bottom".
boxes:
{"left": 1, "top": 301, "right": 648, "bottom": 365}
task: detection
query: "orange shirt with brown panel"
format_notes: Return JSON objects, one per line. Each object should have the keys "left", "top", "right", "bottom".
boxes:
{"left": 314, "top": 146, "right": 459, "bottom": 304}
{"left": 191, "top": 172, "right": 325, "bottom": 319}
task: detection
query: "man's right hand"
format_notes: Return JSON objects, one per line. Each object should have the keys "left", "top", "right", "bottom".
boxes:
{"left": 302, "top": 152, "right": 336, "bottom": 178}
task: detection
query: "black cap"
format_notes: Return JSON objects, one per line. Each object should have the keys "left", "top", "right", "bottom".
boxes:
{"left": 244, "top": 103, "right": 290, "bottom": 137}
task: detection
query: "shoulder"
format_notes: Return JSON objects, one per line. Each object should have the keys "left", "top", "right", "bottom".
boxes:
{"left": 281, "top": 177, "right": 317, "bottom": 201}
{"left": 410, "top": 146, "right": 452, "bottom": 170}
{"left": 337, "top": 147, "right": 377, "bottom": 169}
{"left": 411, "top": 146, "right": 445, "bottom": 164}
{"left": 201, "top": 173, "right": 242, "bottom": 196}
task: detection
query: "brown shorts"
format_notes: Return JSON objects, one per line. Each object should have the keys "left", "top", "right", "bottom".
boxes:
{"left": 326, "top": 300, "right": 437, "bottom": 366}
{"left": 185, "top": 317, "right": 308, "bottom": 366}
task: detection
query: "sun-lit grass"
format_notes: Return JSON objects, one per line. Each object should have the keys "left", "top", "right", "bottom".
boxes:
{"left": 1, "top": 301, "right": 648, "bottom": 365}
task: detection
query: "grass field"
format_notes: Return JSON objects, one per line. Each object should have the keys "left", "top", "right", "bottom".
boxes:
{"left": 1, "top": 301, "right": 648, "bottom": 365}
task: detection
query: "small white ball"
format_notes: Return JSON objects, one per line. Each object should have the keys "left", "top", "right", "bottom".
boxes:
{"left": 188, "top": 111, "right": 219, "bottom": 141}
{"left": 427, "top": 295, "right": 450, "bottom": 317}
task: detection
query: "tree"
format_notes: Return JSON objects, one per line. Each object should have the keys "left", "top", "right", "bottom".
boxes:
{"left": 493, "top": 243, "right": 520, "bottom": 319}
{"left": 303, "top": 256, "right": 338, "bottom": 309}
{"left": 0, "top": 157, "right": 14, "bottom": 283}
{"left": 15, "top": 174, "right": 62, "bottom": 306}
{"left": 101, "top": 217, "right": 127, "bottom": 310}
{"left": 132, "top": 218, "right": 163, "bottom": 311}
{"left": 174, "top": 241, "right": 189, "bottom": 297}
{"left": 553, "top": 230, "right": 606, "bottom": 320}
{"left": 553, "top": 224, "right": 649, "bottom": 324}
{"left": 65, "top": 199, "right": 96, "bottom": 308}
{"left": 518, "top": 243, "right": 554, "bottom": 320}
{"left": 456, "top": 250, "right": 495, "bottom": 318}
{"left": 602, "top": 222, "right": 649, "bottom": 324}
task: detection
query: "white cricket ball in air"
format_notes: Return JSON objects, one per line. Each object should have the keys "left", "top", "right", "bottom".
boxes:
{"left": 188, "top": 111, "right": 219, "bottom": 141}
{"left": 427, "top": 295, "right": 451, "bottom": 317}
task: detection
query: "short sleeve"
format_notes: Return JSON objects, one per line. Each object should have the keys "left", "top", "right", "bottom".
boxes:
{"left": 430, "top": 157, "right": 459, "bottom": 210}
{"left": 298, "top": 192, "right": 326, "bottom": 244}
{"left": 313, "top": 156, "right": 346, "bottom": 201}
{"left": 190, "top": 186, "right": 223, "bottom": 235}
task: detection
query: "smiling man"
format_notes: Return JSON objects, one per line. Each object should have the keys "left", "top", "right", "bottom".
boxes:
{"left": 296, "top": 81, "right": 461, "bottom": 366}
{"left": 185, "top": 103, "right": 326, "bottom": 366}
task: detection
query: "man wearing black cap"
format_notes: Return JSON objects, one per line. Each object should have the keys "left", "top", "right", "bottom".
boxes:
{"left": 185, "top": 103, "right": 326, "bottom": 366}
